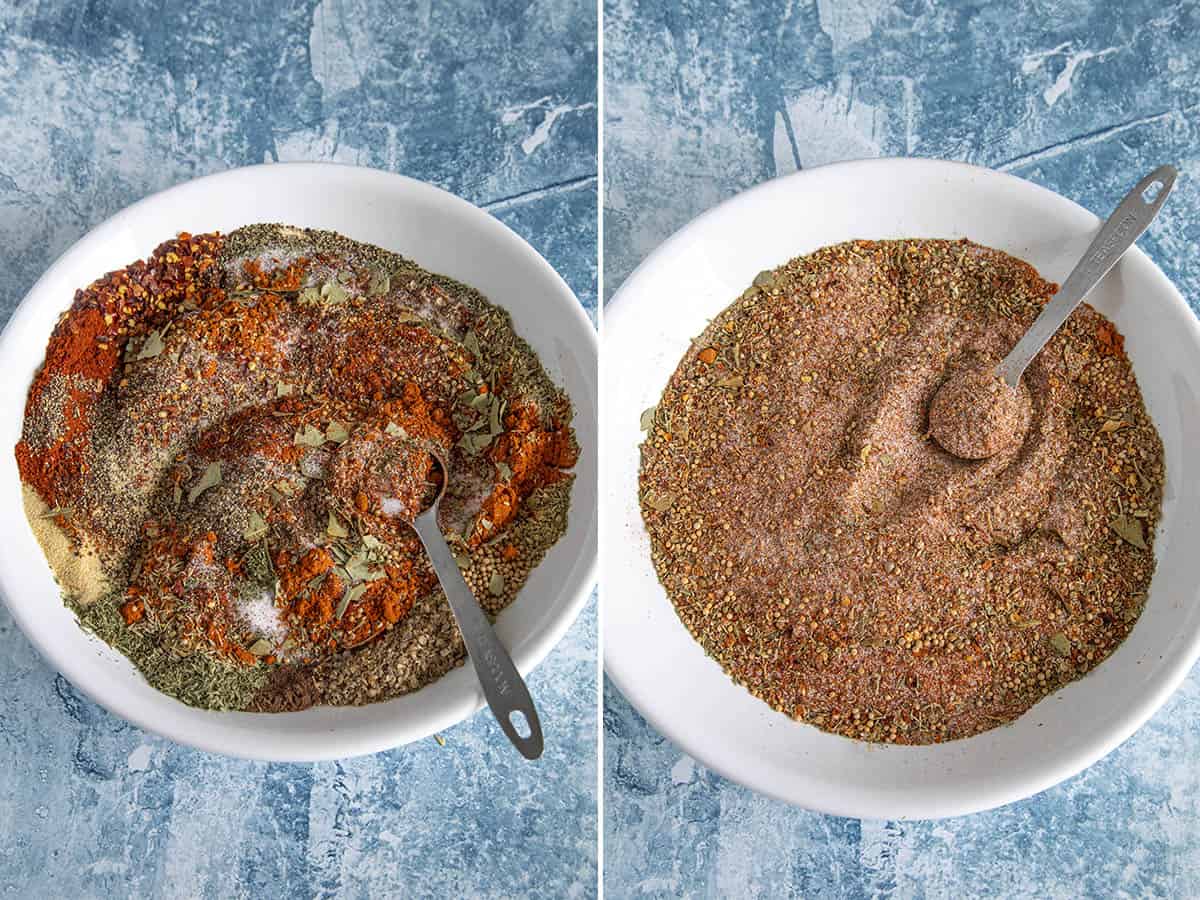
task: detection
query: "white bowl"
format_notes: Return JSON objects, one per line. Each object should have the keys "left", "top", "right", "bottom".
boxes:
{"left": 603, "top": 158, "right": 1200, "bottom": 819}
{"left": 0, "top": 163, "right": 597, "bottom": 761}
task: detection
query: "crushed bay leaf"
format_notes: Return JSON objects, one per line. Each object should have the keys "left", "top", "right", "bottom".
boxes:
{"left": 645, "top": 490, "right": 676, "bottom": 512}
{"left": 337, "top": 583, "right": 367, "bottom": 620}
{"left": 188, "top": 462, "right": 222, "bottom": 504}
{"left": 243, "top": 510, "right": 269, "bottom": 542}
{"left": 327, "top": 512, "right": 349, "bottom": 538}
{"left": 345, "top": 553, "right": 373, "bottom": 581}
{"left": 458, "top": 432, "right": 492, "bottom": 454}
{"left": 488, "top": 397, "right": 505, "bottom": 436}
{"left": 639, "top": 405, "right": 657, "bottom": 432}
{"left": 136, "top": 330, "right": 165, "bottom": 360}
{"left": 320, "top": 280, "right": 348, "bottom": 305}
{"left": 326, "top": 420, "right": 350, "bottom": 444}
{"left": 463, "top": 330, "right": 482, "bottom": 361}
{"left": 367, "top": 268, "right": 390, "bottom": 296}
{"left": 1110, "top": 513, "right": 1147, "bottom": 550}
{"left": 294, "top": 424, "right": 326, "bottom": 447}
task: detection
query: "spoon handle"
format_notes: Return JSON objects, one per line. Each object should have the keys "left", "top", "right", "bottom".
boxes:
{"left": 412, "top": 511, "right": 544, "bottom": 760}
{"left": 996, "top": 164, "right": 1177, "bottom": 388}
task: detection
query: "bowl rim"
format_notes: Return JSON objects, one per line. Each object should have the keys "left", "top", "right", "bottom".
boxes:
{"left": 603, "top": 155, "right": 1200, "bottom": 818}
{"left": 0, "top": 161, "right": 598, "bottom": 760}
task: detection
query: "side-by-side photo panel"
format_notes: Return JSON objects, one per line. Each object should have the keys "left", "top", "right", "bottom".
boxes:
{"left": 603, "top": 1, "right": 1199, "bottom": 897}
{"left": 0, "top": 2, "right": 598, "bottom": 897}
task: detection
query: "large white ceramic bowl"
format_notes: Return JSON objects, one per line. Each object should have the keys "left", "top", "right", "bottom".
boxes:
{"left": 0, "top": 163, "right": 597, "bottom": 761}
{"left": 604, "top": 158, "right": 1200, "bottom": 819}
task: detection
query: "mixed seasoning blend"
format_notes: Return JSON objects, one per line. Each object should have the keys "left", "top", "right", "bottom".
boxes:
{"left": 18, "top": 225, "right": 576, "bottom": 711}
{"left": 639, "top": 239, "right": 1164, "bottom": 744}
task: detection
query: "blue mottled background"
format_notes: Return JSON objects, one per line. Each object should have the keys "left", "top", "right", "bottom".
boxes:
{"left": 604, "top": 1, "right": 1200, "bottom": 897}
{"left": 0, "top": 2, "right": 597, "bottom": 898}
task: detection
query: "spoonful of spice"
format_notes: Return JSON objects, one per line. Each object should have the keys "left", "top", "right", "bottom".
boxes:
{"left": 928, "top": 164, "right": 1177, "bottom": 460}
{"left": 383, "top": 441, "right": 544, "bottom": 759}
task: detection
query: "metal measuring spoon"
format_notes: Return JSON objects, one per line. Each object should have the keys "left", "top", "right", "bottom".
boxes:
{"left": 996, "top": 165, "right": 1177, "bottom": 388}
{"left": 928, "top": 165, "right": 1177, "bottom": 460}
{"left": 410, "top": 451, "right": 544, "bottom": 759}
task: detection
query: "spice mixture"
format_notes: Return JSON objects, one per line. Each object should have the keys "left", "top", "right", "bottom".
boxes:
{"left": 18, "top": 225, "right": 577, "bottom": 711}
{"left": 928, "top": 361, "right": 1029, "bottom": 460}
{"left": 639, "top": 239, "right": 1164, "bottom": 744}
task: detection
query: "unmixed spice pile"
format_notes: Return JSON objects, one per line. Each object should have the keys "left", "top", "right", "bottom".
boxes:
{"left": 640, "top": 239, "right": 1164, "bottom": 744}
{"left": 17, "top": 225, "right": 576, "bottom": 711}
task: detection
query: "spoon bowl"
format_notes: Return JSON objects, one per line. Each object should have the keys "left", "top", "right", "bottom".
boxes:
{"left": 928, "top": 165, "right": 1176, "bottom": 462}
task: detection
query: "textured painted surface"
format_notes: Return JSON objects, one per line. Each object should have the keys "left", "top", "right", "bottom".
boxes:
{"left": 0, "top": 2, "right": 597, "bottom": 898}
{"left": 604, "top": 1, "right": 1200, "bottom": 897}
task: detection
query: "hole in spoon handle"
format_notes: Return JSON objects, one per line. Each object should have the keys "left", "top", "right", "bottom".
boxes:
{"left": 997, "top": 164, "right": 1177, "bottom": 387}
{"left": 1075, "top": 164, "right": 1176, "bottom": 280}
{"left": 495, "top": 685, "right": 544, "bottom": 760}
{"left": 456, "top": 600, "right": 545, "bottom": 760}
